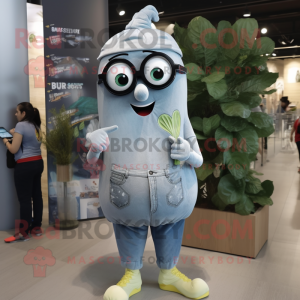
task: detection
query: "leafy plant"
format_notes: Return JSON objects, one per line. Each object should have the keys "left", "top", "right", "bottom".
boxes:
{"left": 174, "top": 17, "right": 277, "bottom": 215}
{"left": 158, "top": 110, "right": 181, "bottom": 165}
{"left": 42, "top": 105, "right": 78, "bottom": 165}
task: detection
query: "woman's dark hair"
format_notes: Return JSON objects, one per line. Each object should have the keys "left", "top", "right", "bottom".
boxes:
{"left": 17, "top": 102, "right": 41, "bottom": 129}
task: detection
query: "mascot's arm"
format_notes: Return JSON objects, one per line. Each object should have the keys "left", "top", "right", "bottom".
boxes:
{"left": 185, "top": 136, "right": 203, "bottom": 168}
{"left": 184, "top": 116, "right": 203, "bottom": 168}
{"left": 86, "top": 125, "right": 118, "bottom": 164}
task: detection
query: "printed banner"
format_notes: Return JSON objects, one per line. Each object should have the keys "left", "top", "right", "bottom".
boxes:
{"left": 43, "top": 0, "right": 108, "bottom": 223}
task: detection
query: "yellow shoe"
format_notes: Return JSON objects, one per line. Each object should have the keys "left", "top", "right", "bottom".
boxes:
{"left": 158, "top": 267, "right": 209, "bottom": 299}
{"left": 103, "top": 268, "right": 142, "bottom": 300}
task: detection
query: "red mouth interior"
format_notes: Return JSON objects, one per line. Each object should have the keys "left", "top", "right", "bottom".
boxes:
{"left": 131, "top": 102, "right": 155, "bottom": 116}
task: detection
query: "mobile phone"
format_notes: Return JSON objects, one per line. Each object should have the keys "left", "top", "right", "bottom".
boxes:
{"left": 0, "top": 127, "right": 13, "bottom": 139}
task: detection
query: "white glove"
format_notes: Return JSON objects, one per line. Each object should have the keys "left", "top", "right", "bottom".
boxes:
{"left": 86, "top": 125, "right": 118, "bottom": 163}
{"left": 85, "top": 119, "right": 99, "bottom": 148}
{"left": 169, "top": 135, "right": 203, "bottom": 168}
{"left": 169, "top": 136, "right": 191, "bottom": 162}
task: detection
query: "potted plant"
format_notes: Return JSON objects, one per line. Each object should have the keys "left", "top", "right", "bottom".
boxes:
{"left": 174, "top": 17, "right": 277, "bottom": 257}
{"left": 42, "top": 105, "right": 79, "bottom": 229}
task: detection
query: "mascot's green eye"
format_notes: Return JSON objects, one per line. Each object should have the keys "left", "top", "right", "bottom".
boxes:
{"left": 115, "top": 74, "right": 129, "bottom": 86}
{"left": 150, "top": 68, "right": 164, "bottom": 81}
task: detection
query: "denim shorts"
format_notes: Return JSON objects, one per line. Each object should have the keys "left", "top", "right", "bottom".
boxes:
{"left": 102, "top": 163, "right": 197, "bottom": 227}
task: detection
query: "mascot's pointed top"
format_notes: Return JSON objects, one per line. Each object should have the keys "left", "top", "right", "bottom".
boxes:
{"left": 125, "top": 5, "right": 159, "bottom": 30}
{"left": 98, "top": 5, "right": 182, "bottom": 60}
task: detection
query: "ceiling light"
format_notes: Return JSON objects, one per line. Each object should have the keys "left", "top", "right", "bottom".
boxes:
{"left": 261, "top": 28, "right": 267, "bottom": 34}
{"left": 158, "top": 11, "right": 164, "bottom": 15}
{"left": 282, "top": 40, "right": 286, "bottom": 45}
{"left": 266, "top": 54, "right": 269, "bottom": 56}
{"left": 272, "top": 53, "right": 276, "bottom": 56}
{"left": 290, "top": 39, "right": 294, "bottom": 43}
{"left": 243, "top": 9, "right": 251, "bottom": 17}
{"left": 116, "top": 4, "right": 125, "bottom": 16}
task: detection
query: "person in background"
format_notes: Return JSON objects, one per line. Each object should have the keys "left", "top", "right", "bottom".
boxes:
{"left": 2, "top": 103, "right": 44, "bottom": 243}
{"left": 290, "top": 116, "right": 300, "bottom": 173}
{"left": 260, "top": 94, "right": 267, "bottom": 113}
{"left": 277, "top": 96, "right": 291, "bottom": 113}
{"left": 260, "top": 95, "right": 268, "bottom": 150}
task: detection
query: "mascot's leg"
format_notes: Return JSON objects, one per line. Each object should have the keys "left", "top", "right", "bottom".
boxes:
{"left": 103, "top": 223, "right": 148, "bottom": 300}
{"left": 151, "top": 219, "right": 209, "bottom": 299}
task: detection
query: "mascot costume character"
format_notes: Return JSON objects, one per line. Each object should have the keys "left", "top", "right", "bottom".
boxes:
{"left": 86, "top": 5, "right": 209, "bottom": 300}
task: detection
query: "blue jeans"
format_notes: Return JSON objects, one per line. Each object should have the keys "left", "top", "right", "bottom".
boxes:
{"left": 113, "top": 219, "right": 185, "bottom": 270}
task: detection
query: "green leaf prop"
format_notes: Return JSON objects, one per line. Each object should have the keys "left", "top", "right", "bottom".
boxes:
{"left": 158, "top": 110, "right": 181, "bottom": 165}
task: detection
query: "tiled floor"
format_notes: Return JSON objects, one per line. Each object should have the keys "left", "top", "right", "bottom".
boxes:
{"left": 1, "top": 149, "right": 300, "bottom": 299}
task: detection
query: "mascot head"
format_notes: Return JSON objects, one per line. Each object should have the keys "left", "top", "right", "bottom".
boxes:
{"left": 97, "top": 5, "right": 187, "bottom": 120}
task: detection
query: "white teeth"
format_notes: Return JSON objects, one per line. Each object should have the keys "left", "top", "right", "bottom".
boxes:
{"left": 131, "top": 101, "right": 154, "bottom": 108}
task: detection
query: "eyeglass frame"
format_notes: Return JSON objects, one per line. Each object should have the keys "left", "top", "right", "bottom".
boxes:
{"left": 97, "top": 50, "right": 187, "bottom": 96}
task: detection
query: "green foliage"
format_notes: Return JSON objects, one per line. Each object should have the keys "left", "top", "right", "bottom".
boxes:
{"left": 174, "top": 16, "right": 276, "bottom": 215}
{"left": 41, "top": 105, "right": 78, "bottom": 165}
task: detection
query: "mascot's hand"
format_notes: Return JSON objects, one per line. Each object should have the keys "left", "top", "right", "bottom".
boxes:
{"left": 86, "top": 125, "right": 118, "bottom": 163}
{"left": 169, "top": 136, "right": 191, "bottom": 162}
{"left": 169, "top": 135, "right": 203, "bottom": 168}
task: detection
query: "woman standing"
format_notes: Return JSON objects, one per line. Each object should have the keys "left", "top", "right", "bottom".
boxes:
{"left": 290, "top": 116, "right": 300, "bottom": 173}
{"left": 3, "top": 103, "right": 44, "bottom": 242}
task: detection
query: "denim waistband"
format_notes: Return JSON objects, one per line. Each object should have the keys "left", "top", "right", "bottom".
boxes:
{"left": 111, "top": 164, "right": 179, "bottom": 178}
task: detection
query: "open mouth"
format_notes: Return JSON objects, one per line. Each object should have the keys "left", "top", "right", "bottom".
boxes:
{"left": 130, "top": 102, "right": 155, "bottom": 116}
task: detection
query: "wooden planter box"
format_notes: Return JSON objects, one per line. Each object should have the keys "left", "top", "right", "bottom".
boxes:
{"left": 182, "top": 205, "right": 269, "bottom": 258}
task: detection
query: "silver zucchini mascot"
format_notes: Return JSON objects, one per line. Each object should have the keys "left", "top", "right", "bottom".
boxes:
{"left": 86, "top": 5, "right": 209, "bottom": 300}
